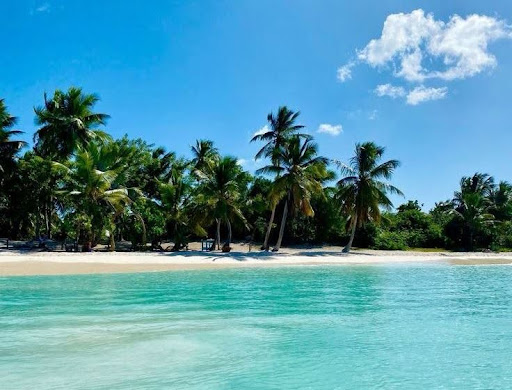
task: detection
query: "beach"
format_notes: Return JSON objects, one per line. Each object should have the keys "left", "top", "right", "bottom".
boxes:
{"left": 1, "top": 248, "right": 512, "bottom": 276}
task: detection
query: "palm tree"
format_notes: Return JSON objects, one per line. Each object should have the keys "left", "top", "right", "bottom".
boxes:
{"left": 159, "top": 158, "right": 196, "bottom": 251}
{"left": 336, "top": 142, "right": 403, "bottom": 253}
{"left": 258, "top": 136, "right": 329, "bottom": 251}
{"left": 34, "top": 87, "right": 110, "bottom": 160}
{"left": 450, "top": 173, "right": 496, "bottom": 250}
{"left": 194, "top": 156, "right": 249, "bottom": 250}
{"left": 451, "top": 192, "right": 494, "bottom": 251}
{"left": 456, "top": 173, "right": 494, "bottom": 199}
{"left": 56, "top": 141, "right": 141, "bottom": 250}
{"left": 0, "top": 99, "right": 26, "bottom": 172}
{"left": 251, "top": 106, "right": 309, "bottom": 250}
{"left": 490, "top": 181, "right": 512, "bottom": 221}
{"left": 191, "top": 139, "right": 218, "bottom": 171}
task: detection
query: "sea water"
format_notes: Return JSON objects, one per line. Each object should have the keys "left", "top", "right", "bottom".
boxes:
{"left": 1, "top": 265, "right": 511, "bottom": 389}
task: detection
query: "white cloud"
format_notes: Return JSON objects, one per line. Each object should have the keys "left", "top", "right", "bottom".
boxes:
{"left": 236, "top": 158, "right": 247, "bottom": 167}
{"left": 406, "top": 86, "right": 448, "bottom": 105}
{"left": 36, "top": 3, "right": 50, "bottom": 12}
{"left": 317, "top": 123, "right": 343, "bottom": 136}
{"left": 337, "top": 62, "right": 354, "bottom": 82}
{"left": 375, "top": 83, "right": 447, "bottom": 105}
{"left": 368, "top": 110, "right": 378, "bottom": 120}
{"left": 374, "top": 84, "right": 406, "bottom": 98}
{"left": 252, "top": 125, "right": 269, "bottom": 138}
{"left": 355, "top": 9, "right": 512, "bottom": 82}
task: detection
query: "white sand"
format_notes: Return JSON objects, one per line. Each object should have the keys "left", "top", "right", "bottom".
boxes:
{"left": 1, "top": 249, "right": 511, "bottom": 276}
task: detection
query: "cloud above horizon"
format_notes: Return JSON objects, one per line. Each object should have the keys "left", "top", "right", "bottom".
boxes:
{"left": 338, "top": 9, "right": 512, "bottom": 104}
{"left": 252, "top": 125, "right": 269, "bottom": 139}
{"left": 317, "top": 123, "right": 343, "bottom": 136}
{"left": 36, "top": 3, "right": 50, "bottom": 12}
{"left": 375, "top": 83, "right": 447, "bottom": 105}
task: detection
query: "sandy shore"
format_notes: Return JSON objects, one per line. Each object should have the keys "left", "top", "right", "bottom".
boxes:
{"left": 1, "top": 248, "right": 512, "bottom": 276}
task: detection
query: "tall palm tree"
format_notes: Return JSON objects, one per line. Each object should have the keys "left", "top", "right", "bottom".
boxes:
{"left": 194, "top": 156, "right": 249, "bottom": 250}
{"left": 159, "top": 158, "right": 196, "bottom": 251}
{"left": 336, "top": 142, "right": 402, "bottom": 253}
{"left": 34, "top": 87, "right": 110, "bottom": 160}
{"left": 191, "top": 139, "right": 218, "bottom": 171}
{"left": 251, "top": 106, "right": 309, "bottom": 250}
{"left": 0, "top": 99, "right": 26, "bottom": 172}
{"left": 258, "top": 136, "right": 329, "bottom": 251}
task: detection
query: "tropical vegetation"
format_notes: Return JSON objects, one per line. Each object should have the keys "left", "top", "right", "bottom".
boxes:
{"left": 1, "top": 87, "right": 512, "bottom": 252}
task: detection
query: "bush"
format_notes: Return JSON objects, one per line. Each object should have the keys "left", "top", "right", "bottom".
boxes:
{"left": 372, "top": 230, "right": 408, "bottom": 250}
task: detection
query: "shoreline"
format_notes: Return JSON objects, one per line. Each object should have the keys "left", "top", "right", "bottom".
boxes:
{"left": 1, "top": 249, "right": 512, "bottom": 276}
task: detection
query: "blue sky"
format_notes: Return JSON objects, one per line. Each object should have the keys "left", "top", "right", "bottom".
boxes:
{"left": 2, "top": 1, "right": 512, "bottom": 209}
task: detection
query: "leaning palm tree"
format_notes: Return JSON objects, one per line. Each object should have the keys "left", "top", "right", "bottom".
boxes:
{"left": 194, "top": 156, "right": 249, "bottom": 250}
{"left": 34, "top": 87, "right": 110, "bottom": 160}
{"left": 251, "top": 106, "right": 309, "bottom": 250}
{"left": 0, "top": 99, "right": 26, "bottom": 172}
{"left": 258, "top": 136, "right": 329, "bottom": 251}
{"left": 335, "top": 142, "right": 402, "bottom": 253}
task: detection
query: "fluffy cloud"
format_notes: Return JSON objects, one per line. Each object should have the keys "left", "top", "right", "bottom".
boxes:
{"left": 337, "top": 62, "right": 354, "bottom": 82}
{"left": 406, "top": 86, "right": 448, "bottom": 105}
{"left": 357, "top": 9, "right": 512, "bottom": 82}
{"left": 317, "top": 124, "right": 343, "bottom": 136}
{"left": 374, "top": 84, "right": 406, "bottom": 98}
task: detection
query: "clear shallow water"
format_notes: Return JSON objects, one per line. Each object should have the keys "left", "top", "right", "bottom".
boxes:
{"left": 1, "top": 265, "right": 511, "bottom": 390}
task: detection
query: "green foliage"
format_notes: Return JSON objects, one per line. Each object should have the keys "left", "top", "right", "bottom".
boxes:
{"left": 335, "top": 141, "right": 403, "bottom": 252}
{"left": 373, "top": 230, "right": 408, "bottom": 250}
{"left": 1, "top": 92, "right": 512, "bottom": 253}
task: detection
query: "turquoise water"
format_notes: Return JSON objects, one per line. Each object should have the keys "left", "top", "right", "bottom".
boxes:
{"left": 1, "top": 265, "right": 512, "bottom": 389}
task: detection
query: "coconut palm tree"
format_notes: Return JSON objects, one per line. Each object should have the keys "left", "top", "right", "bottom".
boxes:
{"left": 336, "top": 142, "right": 403, "bottom": 253}
{"left": 456, "top": 173, "right": 494, "bottom": 199}
{"left": 191, "top": 139, "right": 218, "bottom": 171}
{"left": 450, "top": 173, "right": 496, "bottom": 250}
{"left": 159, "top": 158, "right": 197, "bottom": 251}
{"left": 194, "top": 156, "right": 249, "bottom": 250}
{"left": 490, "top": 181, "right": 512, "bottom": 221}
{"left": 33, "top": 87, "right": 110, "bottom": 160}
{"left": 251, "top": 106, "right": 309, "bottom": 250}
{"left": 258, "top": 136, "right": 329, "bottom": 251}
{"left": 56, "top": 141, "right": 141, "bottom": 250}
{"left": 0, "top": 99, "right": 26, "bottom": 172}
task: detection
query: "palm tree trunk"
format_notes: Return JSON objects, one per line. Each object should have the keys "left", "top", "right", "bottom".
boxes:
{"left": 273, "top": 196, "right": 289, "bottom": 252}
{"left": 216, "top": 218, "right": 221, "bottom": 250}
{"left": 135, "top": 213, "right": 147, "bottom": 248}
{"left": 262, "top": 204, "right": 276, "bottom": 251}
{"left": 44, "top": 202, "right": 50, "bottom": 238}
{"left": 226, "top": 219, "right": 232, "bottom": 247}
{"left": 342, "top": 215, "right": 358, "bottom": 253}
{"left": 35, "top": 205, "right": 41, "bottom": 238}
{"left": 109, "top": 229, "right": 115, "bottom": 252}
